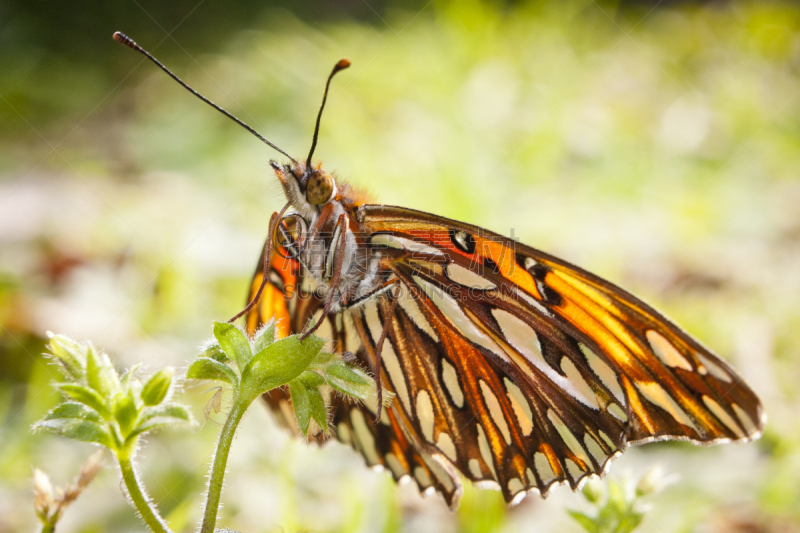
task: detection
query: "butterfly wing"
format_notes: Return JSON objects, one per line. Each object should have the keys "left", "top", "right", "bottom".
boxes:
{"left": 341, "top": 204, "right": 764, "bottom": 505}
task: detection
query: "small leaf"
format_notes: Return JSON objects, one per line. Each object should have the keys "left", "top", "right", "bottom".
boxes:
{"left": 325, "top": 362, "right": 375, "bottom": 400}
{"left": 114, "top": 389, "right": 139, "bottom": 437}
{"left": 86, "top": 347, "right": 120, "bottom": 398}
{"left": 57, "top": 383, "right": 109, "bottom": 418}
{"left": 141, "top": 367, "right": 173, "bottom": 406}
{"left": 618, "top": 511, "right": 645, "bottom": 533}
{"left": 309, "top": 351, "right": 335, "bottom": 369}
{"left": 240, "top": 334, "right": 325, "bottom": 400}
{"left": 306, "top": 385, "right": 328, "bottom": 432}
{"left": 214, "top": 322, "right": 252, "bottom": 370}
{"left": 297, "top": 370, "right": 325, "bottom": 388}
{"left": 119, "top": 363, "right": 141, "bottom": 389}
{"left": 187, "top": 358, "right": 239, "bottom": 387}
{"left": 252, "top": 320, "right": 276, "bottom": 354}
{"left": 42, "top": 402, "right": 103, "bottom": 424}
{"left": 131, "top": 403, "right": 195, "bottom": 438}
{"left": 34, "top": 418, "right": 114, "bottom": 449}
{"left": 289, "top": 381, "right": 310, "bottom": 434}
{"left": 567, "top": 510, "right": 597, "bottom": 533}
{"left": 202, "top": 342, "right": 228, "bottom": 363}
{"left": 48, "top": 334, "right": 87, "bottom": 380}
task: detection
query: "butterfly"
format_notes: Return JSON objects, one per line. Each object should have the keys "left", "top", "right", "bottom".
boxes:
{"left": 115, "top": 32, "right": 765, "bottom": 509}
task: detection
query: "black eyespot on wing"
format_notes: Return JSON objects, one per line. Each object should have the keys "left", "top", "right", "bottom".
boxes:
{"left": 484, "top": 257, "right": 501, "bottom": 275}
{"left": 449, "top": 229, "right": 476, "bottom": 255}
{"left": 540, "top": 285, "right": 562, "bottom": 306}
{"left": 517, "top": 254, "right": 563, "bottom": 306}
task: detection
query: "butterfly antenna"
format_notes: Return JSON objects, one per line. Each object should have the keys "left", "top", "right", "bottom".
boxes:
{"left": 113, "top": 32, "right": 297, "bottom": 165}
{"left": 305, "top": 59, "right": 351, "bottom": 172}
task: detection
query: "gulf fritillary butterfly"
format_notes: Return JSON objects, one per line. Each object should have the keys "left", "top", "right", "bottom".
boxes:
{"left": 115, "top": 32, "right": 765, "bottom": 508}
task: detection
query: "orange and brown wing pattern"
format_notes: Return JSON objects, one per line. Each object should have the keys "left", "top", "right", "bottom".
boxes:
{"left": 343, "top": 265, "right": 628, "bottom": 507}
{"left": 353, "top": 204, "right": 764, "bottom": 503}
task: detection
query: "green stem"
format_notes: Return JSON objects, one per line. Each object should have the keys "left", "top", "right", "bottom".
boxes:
{"left": 117, "top": 449, "right": 172, "bottom": 533}
{"left": 200, "top": 395, "right": 249, "bottom": 533}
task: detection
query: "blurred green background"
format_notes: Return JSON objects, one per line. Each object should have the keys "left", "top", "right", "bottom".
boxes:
{"left": 1, "top": 0, "right": 799, "bottom": 531}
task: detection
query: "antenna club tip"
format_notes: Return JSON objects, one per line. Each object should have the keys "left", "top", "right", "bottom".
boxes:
{"left": 113, "top": 32, "right": 135, "bottom": 47}
{"left": 335, "top": 58, "right": 351, "bottom": 70}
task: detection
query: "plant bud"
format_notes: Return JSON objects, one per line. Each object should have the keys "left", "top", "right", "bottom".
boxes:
{"left": 141, "top": 367, "right": 174, "bottom": 406}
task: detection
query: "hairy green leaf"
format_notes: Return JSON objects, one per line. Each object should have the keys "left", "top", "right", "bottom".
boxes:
{"left": 240, "top": 334, "right": 325, "bottom": 400}
{"left": 252, "top": 320, "right": 276, "bottom": 354}
{"left": 297, "top": 370, "right": 325, "bottom": 388}
{"left": 289, "top": 381, "right": 310, "bottom": 434}
{"left": 325, "top": 362, "right": 375, "bottom": 400}
{"left": 131, "top": 403, "right": 195, "bottom": 438}
{"left": 202, "top": 342, "right": 228, "bottom": 363}
{"left": 41, "top": 402, "right": 103, "bottom": 424}
{"left": 306, "top": 385, "right": 328, "bottom": 432}
{"left": 47, "top": 334, "right": 87, "bottom": 380}
{"left": 213, "top": 322, "right": 252, "bottom": 370}
{"left": 187, "top": 357, "right": 239, "bottom": 387}
{"left": 34, "top": 418, "right": 114, "bottom": 449}
{"left": 57, "top": 383, "right": 109, "bottom": 418}
{"left": 86, "top": 347, "right": 120, "bottom": 398}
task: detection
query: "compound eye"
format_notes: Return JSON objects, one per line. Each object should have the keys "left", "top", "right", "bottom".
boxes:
{"left": 305, "top": 169, "right": 334, "bottom": 205}
{"left": 275, "top": 213, "right": 308, "bottom": 259}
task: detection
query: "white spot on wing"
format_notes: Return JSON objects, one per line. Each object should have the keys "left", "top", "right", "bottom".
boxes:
{"left": 504, "top": 378, "right": 534, "bottom": 436}
{"left": 584, "top": 434, "right": 606, "bottom": 465}
{"left": 414, "top": 276, "right": 508, "bottom": 361}
{"left": 637, "top": 381, "right": 700, "bottom": 433}
{"left": 337, "top": 422, "right": 352, "bottom": 445}
{"left": 437, "top": 432, "right": 457, "bottom": 462}
{"left": 380, "top": 333, "right": 411, "bottom": 414}
{"left": 534, "top": 452, "right": 557, "bottom": 485}
{"left": 445, "top": 263, "right": 497, "bottom": 290}
{"left": 480, "top": 380, "right": 512, "bottom": 444}
{"left": 397, "top": 290, "right": 439, "bottom": 341}
{"left": 384, "top": 453, "right": 406, "bottom": 477}
{"left": 351, "top": 409, "right": 380, "bottom": 464}
{"left": 607, "top": 403, "right": 628, "bottom": 422}
{"left": 696, "top": 353, "right": 732, "bottom": 383}
{"left": 416, "top": 390, "right": 435, "bottom": 442}
{"left": 493, "top": 308, "right": 596, "bottom": 407}
{"left": 561, "top": 358, "right": 600, "bottom": 409}
{"left": 441, "top": 359, "right": 464, "bottom": 408}
{"left": 580, "top": 343, "right": 624, "bottom": 402}
{"left": 414, "top": 467, "right": 431, "bottom": 487}
{"left": 703, "top": 395, "right": 745, "bottom": 438}
{"left": 732, "top": 403, "right": 758, "bottom": 436}
{"left": 547, "top": 409, "right": 589, "bottom": 466}
{"left": 371, "top": 233, "right": 443, "bottom": 256}
{"left": 363, "top": 300, "right": 383, "bottom": 345}
{"left": 565, "top": 458, "right": 583, "bottom": 480}
{"left": 646, "top": 330, "right": 693, "bottom": 371}
{"left": 469, "top": 458, "right": 483, "bottom": 478}
{"left": 477, "top": 425, "right": 497, "bottom": 479}
{"left": 508, "top": 477, "right": 524, "bottom": 495}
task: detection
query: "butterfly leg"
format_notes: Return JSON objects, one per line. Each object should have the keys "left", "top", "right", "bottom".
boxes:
{"left": 300, "top": 212, "right": 350, "bottom": 340}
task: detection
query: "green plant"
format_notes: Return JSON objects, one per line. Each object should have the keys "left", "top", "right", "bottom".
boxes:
{"left": 568, "top": 467, "right": 675, "bottom": 533}
{"left": 32, "top": 320, "right": 376, "bottom": 532}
